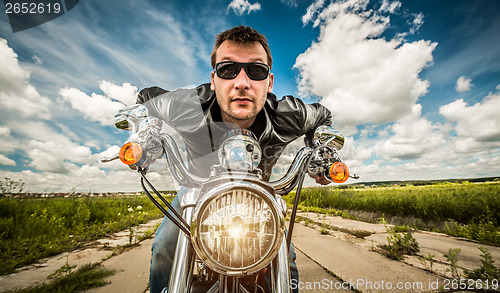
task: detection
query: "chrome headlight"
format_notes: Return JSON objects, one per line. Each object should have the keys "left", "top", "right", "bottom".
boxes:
{"left": 218, "top": 129, "right": 261, "bottom": 172}
{"left": 191, "top": 182, "right": 284, "bottom": 276}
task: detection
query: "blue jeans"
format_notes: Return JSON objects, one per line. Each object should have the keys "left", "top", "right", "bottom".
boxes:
{"left": 149, "top": 188, "right": 299, "bottom": 293}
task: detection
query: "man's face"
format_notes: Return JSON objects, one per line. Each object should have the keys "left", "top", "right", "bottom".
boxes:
{"left": 211, "top": 40, "right": 274, "bottom": 129}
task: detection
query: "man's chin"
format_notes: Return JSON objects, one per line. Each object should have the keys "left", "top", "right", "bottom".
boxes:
{"left": 231, "top": 115, "right": 253, "bottom": 121}
{"left": 228, "top": 108, "right": 255, "bottom": 119}
{"left": 227, "top": 111, "right": 255, "bottom": 122}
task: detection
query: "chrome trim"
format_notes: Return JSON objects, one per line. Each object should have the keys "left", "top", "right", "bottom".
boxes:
{"left": 276, "top": 196, "right": 288, "bottom": 216}
{"left": 218, "top": 129, "right": 262, "bottom": 172}
{"left": 125, "top": 117, "right": 163, "bottom": 169}
{"left": 207, "top": 281, "right": 219, "bottom": 293}
{"left": 269, "top": 147, "right": 312, "bottom": 191}
{"left": 220, "top": 275, "right": 238, "bottom": 292}
{"left": 114, "top": 104, "right": 149, "bottom": 131}
{"left": 272, "top": 238, "right": 292, "bottom": 293}
{"left": 239, "top": 283, "right": 251, "bottom": 293}
{"left": 313, "top": 125, "right": 344, "bottom": 150}
{"left": 167, "top": 207, "right": 195, "bottom": 292}
{"left": 181, "top": 188, "right": 200, "bottom": 209}
{"left": 191, "top": 181, "right": 284, "bottom": 276}
{"left": 100, "top": 153, "right": 119, "bottom": 163}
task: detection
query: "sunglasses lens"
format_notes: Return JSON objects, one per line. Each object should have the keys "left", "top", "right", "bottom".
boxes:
{"left": 246, "top": 63, "right": 269, "bottom": 80}
{"left": 217, "top": 63, "right": 241, "bottom": 79}
{"left": 216, "top": 62, "right": 269, "bottom": 80}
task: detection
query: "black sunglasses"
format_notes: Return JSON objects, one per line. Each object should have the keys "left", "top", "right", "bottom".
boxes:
{"left": 214, "top": 61, "right": 270, "bottom": 81}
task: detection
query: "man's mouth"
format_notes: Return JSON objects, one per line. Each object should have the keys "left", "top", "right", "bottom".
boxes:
{"left": 232, "top": 97, "right": 253, "bottom": 103}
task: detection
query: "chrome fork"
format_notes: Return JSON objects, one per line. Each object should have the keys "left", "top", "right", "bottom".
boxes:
{"left": 167, "top": 206, "right": 195, "bottom": 292}
{"left": 271, "top": 238, "right": 292, "bottom": 293}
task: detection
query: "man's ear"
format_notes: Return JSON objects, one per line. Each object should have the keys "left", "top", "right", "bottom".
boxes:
{"left": 267, "top": 72, "right": 274, "bottom": 93}
{"left": 210, "top": 71, "right": 216, "bottom": 91}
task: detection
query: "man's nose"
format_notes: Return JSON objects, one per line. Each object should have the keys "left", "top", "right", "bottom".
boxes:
{"left": 234, "top": 68, "right": 250, "bottom": 90}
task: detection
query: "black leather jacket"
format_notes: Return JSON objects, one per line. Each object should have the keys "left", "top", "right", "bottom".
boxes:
{"left": 137, "top": 83, "right": 332, "bottom": 181}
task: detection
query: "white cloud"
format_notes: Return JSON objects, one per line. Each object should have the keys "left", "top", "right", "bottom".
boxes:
{"left": 0, "top": 161, "right": 177, "bottom": 193}
{"left": 0, "top": 126, "right": 18, "bottom": 153}
{"left": 228, "top": 0, "right": 261, "bottom": 15}
{"left": 3, "top": 119, "right": 100, "bottom": 173}
{"left": 296, "top": 0, "right": 436, "bottom": 135}
{"left": 59, "top": 82, "right": 134, "bottom": 126}
{"left": 1, "top": 0, "right": 213, "bottom": 96}
{"left": 0, "top": 154, "right": 16, "bottom": 166}
{"left": 345, "top": 85, "right": 500, "bottom": 183}
{"left": 379, "top": 0, "right": 401, "bottom": 13}
{"left": 32, "top": 55, "right": 42, "bottom": 65}
{"left": 98, "top": 81, "right": 138, "bottom": 105}
{"left": 0, "top": 1, "right": 224, "bottom": 192}
{"left": 0, "top": 169, "right": 130, "bottom": 193}
{"left": 26, "top": 139, "right": 93, "bottom": 173}
{"left": 0, "top": 35, "right": 174, "bottom": 192}
{"left": 375, "top": 105, "right": 446, "bottom": 160}
{"left": 302, "top": 0, "right": 325, "bottom": 25}
{"left": 410, "top": 12, "right": 424, "bottom": 34}
{"left": 353, "top": 144, "right": 500, "bottom": 183}
{"left": 455, "top": 76, "right": 474, "bottom": 93}
{"left": 11, "top": 121, "right": 76, "bottom": 148}
{"left": 0, "top": 126, "right": 11, "bottom": 136}
{"left": 0, "top": 38, "right": 52, "bottom": 119}
{"left": 440, "top": 85, "right": 500, "bottom": 142}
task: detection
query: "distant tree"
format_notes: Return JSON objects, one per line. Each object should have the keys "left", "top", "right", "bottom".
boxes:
{"left": 0, "top": 177, "right": 25, "bottom": 196}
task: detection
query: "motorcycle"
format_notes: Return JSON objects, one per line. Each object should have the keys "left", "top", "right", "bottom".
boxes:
{"left": 102, "top": 103, "right": 358, "bottom": 292}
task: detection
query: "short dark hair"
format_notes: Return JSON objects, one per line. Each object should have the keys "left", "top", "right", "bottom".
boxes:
{"left": 211, "top": 26, "right": 272, "bottom": 69}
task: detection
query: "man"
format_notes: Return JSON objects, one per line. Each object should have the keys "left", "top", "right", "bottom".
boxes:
{"left": 138, "top": 25, "right": 332, "bottom": 292}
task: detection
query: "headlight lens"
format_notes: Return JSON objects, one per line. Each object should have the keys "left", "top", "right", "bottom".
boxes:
{"left": 191, "top": 182, "right": 283, "bottom": 275}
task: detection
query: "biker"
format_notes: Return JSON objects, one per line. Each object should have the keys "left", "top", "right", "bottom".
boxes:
{"left": 137, "top": 25, "right": 333, "bottom": 292}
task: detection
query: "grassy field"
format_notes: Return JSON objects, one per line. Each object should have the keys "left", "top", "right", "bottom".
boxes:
{"left": 0, "top": 195, "right": 168, "bottom": 275}
{"left": 285, "top": 181, "right": 500, "bottom": 246}
{"left": 2, "top": 181, "right": 499, "bottom": 276}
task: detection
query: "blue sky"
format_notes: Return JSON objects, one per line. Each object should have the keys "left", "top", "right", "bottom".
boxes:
{"left": 1, "top": 0, "right": 499, "bottom": 192}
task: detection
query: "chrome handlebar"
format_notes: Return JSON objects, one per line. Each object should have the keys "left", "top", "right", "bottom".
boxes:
{"left": 159, "top": 133, "right": 206, "bottom": 187}
{"left": 102, "top": 129, "right": 358, "bottom": 192}
{"left": 268, "top": 147, "right": 313, "bottom": 192}
{"left": 159, "top": 133, "right": 313, "bottom": 192}
{"left": 101, "top": 153, "right": 119, "bottom": 163}
{"left": 103, "top": 104, "right": 358, "bottom": 192}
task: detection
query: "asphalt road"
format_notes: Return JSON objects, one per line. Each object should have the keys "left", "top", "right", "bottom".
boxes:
{"left": 85, "top": 232, "right": 349, "bottom": 293}
{"left": 294, "top": 247, "right": 355, "bottom": 292}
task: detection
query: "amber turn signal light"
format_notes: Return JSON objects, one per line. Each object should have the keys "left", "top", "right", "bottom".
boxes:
{"left": 119, "top": 142, "right": 143, "bottom": 165}
{"left": 329, "top": 162, "right": 349, "bottom": 183}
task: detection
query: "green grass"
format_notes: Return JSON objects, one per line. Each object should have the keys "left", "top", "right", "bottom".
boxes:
{"left": 0, "top": 195, "right": 169, "bottom": 275}
{"left": 381, "top": 226, "right": 420, "bottom": 260}
{"left": 287, "top": 182, "right": 500, "bottom": 245}
{"left": 295, "top": 214, "right": 372, "bottom": 238}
